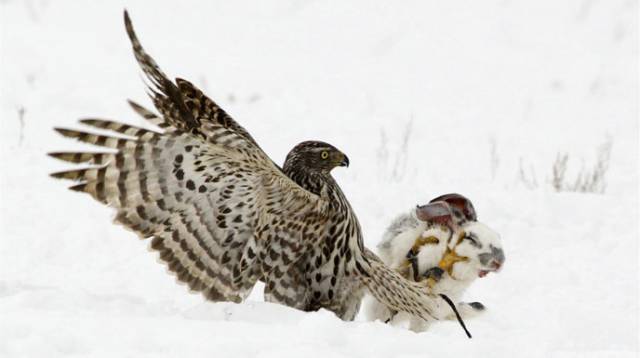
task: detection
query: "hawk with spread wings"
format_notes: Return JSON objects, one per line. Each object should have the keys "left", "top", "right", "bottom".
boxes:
{"left": 49, "top": 11, "right": 447, "bottom": 323}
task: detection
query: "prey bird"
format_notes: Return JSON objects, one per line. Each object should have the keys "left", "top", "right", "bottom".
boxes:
{"left": 49, "top": 11, "right": 450, "bottom": 324}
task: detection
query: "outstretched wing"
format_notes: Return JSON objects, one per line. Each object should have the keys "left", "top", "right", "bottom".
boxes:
{"left": 49, "top": 11, "right": 328, "bottom": 303}
{"left": 123, "top": 11, "right": 261, "bottom": 150}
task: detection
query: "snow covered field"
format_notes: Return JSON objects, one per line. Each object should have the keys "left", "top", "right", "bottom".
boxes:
{"left": 1, "top": 0, "right": 637, "bottom": 357}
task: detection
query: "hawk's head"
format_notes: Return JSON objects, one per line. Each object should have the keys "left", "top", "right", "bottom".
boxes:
{"left": 283, "top": 141, "right": 349, "bottom": 174}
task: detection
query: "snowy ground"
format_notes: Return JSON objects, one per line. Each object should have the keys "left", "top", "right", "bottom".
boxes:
{"left": 1, "top": 0, "right": 638, "bottom": 357}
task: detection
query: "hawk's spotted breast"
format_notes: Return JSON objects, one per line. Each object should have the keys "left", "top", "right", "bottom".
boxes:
{"left": 49, "top": 10, "right": 449, "bottom": 323}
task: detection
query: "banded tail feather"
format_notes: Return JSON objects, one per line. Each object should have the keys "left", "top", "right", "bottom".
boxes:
{"left": 359, "top": 251, "right": 439, "bottom": 322}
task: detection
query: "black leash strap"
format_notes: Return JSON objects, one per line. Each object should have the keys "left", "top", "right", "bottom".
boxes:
{"left": 439, "top": 293, "right": 472, "bottom": 339}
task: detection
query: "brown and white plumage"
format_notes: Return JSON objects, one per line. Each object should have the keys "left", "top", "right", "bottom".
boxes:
{"left": 49, "top": 11, "right": 447, "bottom": 323}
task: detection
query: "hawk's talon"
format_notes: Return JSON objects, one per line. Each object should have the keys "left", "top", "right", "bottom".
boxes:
{"left": 423, "top": 266, "right": 445, "bottom": 281}
{"left": 406, "top": 249, "right": 420, "bottom": 281}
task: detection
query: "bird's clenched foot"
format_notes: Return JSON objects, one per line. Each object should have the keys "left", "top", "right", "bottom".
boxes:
{"left": 422, "top": 266, "right": 445, "bottom": 288}
{"left": 405, "top": 249, "right": 421, "bottom": 281}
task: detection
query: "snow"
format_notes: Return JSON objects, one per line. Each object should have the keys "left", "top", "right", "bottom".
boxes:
{"left": 0, "top": 0, "right": 638, "bottom": 356}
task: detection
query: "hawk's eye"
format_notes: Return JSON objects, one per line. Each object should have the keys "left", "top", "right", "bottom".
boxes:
{"left": 321, "top": 151, "right": 329, "bottom": 159}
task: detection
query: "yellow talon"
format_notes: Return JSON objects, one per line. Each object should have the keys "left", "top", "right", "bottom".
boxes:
{"left": 426, "top": 277, "right": 438, "bottom": 289}
{"left": 410, "top": 236, "right": 440, "bottom": 252}
{"left": 438, "top": 248, "right": 469, "bottom": 275}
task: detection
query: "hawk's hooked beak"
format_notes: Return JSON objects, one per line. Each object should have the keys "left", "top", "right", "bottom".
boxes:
{"left": 339, "top": 154, "right": 350, "bottom": 167}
